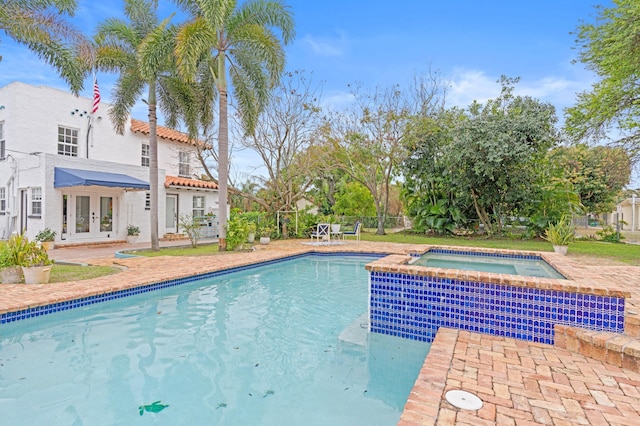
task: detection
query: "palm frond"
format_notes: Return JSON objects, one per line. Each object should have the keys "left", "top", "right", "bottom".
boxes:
{"left": 175, "top": 18, "right": 217, "bottom": 79}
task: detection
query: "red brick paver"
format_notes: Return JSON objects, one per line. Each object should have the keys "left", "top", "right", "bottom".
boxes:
{"left": 400, "top": 328, "right": 640, "bottom": 426}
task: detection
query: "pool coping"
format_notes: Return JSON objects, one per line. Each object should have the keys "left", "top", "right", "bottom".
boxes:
{"left": 365, "top": 248, "right": 631, "bottom": 299}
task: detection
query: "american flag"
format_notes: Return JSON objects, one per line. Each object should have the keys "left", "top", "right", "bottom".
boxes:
{"left": 92, "top": 78, "right": 101, "bottom": 114}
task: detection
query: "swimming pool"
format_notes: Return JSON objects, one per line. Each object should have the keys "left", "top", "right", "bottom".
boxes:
{"left": 412, "top": 248, "right": 565, "bottom": 279}
{"left": 0, "top": 255, "right": 430, "bottom": 425}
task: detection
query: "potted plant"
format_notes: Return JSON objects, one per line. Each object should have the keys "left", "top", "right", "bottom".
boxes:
{"left": 1, "top": 234, "right": 29, "bottom": 283}
{"left": 247, "top": 222, "right": 257, "bottom": 243}
{"left": 0, "top": 240, "right": 21, "bottom": 284}
{"left": 259, "top": 226, "right": 273, "bottom": 245}
{"left": 21, "top": 241, "right": 53, "bottom": 284}
{"left": 35, "top": 227, "right": 57, "bottom": 250}
{"left": 127, "top": 225, "right": 140, "bottom": 243}
{"left": 542, "top": 216, "right": 575, "bottom": 255}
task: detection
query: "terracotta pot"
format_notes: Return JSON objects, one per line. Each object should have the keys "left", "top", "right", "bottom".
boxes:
{"left": 41, "top": 241, "right": 55, "bottom": 251}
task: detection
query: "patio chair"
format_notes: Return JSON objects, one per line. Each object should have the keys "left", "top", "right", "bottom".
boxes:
{"left": 342, "top": 222, "right": 362, "bottom": 243}
{"left": 311, "top": 223, "right": 330, "bottom": 243}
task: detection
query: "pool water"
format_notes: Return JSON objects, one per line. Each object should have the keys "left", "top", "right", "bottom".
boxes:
{"left": 0, "top": 255, "right": 430, "bottom": 425}
{"left": 412, "top": 250, "right": 565, "bottom": 279}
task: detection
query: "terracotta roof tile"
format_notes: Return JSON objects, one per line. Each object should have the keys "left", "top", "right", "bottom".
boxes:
{"left": 130, "top": 118, "right": 209, "bottom": 147}
{"left": 165, "top": 175, "right": 218, "bottom": 190}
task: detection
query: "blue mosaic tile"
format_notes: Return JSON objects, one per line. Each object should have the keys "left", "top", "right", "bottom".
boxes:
{"left": 369, "top": 271, "right": 625, "bottom": 344}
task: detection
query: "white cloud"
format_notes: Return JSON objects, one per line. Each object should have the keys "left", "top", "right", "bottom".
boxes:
{"left": 446, "top": 68, "right": 598, "bottom": 114}
{"left": 321, "top": 90, "right": 355, "bottom": 110}
{"left": 299, "top": 31, "right": 348, "bottom": 57}
{"left": 446, "top": 70, "right": 499, "bottom": 108}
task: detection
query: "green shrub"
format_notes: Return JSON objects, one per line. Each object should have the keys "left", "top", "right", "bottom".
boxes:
{"left": 178, "top": 214, "right": 202, "bottom": 248}
{"left": 4, "top": 234, "right": 52, "bottom": 267}
{"left": 227, "top": 209, "right": 250, "bottom": 250}
{"left": 542, "top": 216, "right": 575, "bottom": 246}
{"left": 596, "top": 223, "right": 624, "bottom": 243}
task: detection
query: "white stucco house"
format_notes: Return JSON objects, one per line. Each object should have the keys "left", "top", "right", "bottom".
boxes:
{"left": 0, "top": 81, "right": 222, "bottom": 245}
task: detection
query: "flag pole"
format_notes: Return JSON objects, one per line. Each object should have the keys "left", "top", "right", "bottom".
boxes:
{"left": 86, "top": 74, "right": 101, "bottom": 158}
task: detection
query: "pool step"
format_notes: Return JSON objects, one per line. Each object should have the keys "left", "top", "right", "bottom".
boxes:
{"left": 554, "top": 324, "right": 640, "bottom": 373}
{"left": 338, "top": 312, "right": 369, "bottom": 346}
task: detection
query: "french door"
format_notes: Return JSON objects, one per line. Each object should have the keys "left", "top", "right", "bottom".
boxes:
{"left": 66, "top": 192, "right": 117, "bottom": 239}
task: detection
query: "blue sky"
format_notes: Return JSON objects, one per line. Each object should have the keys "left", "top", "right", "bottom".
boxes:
{"left": 0, "top": 0, "right": 622, "bottom": 181}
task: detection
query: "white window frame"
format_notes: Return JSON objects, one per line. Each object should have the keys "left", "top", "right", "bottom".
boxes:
{"left": 31, "top": 187, "right": 42, "bottom": 216}
{"left": 145, "top": 192, "right": 150, "bottom": 210}
{"left": 141, "top": 143, "right": 150, "bottom": 167}
{"left": 192, "top": 195, "right": 205, "bottom": 218}
{"left": 57, "top": 126, "right": 79, "bottom": 157}
{"left": 179, "top": 151, "right": 190, "bottom": 177}
{"left": 0, "top": 187, "right": 5, "bottom": 213}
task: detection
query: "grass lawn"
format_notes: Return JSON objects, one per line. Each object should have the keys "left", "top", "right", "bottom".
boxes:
{"left": 50, "top": 264, "right": 121, "bottom": 283}
{"left": 127, "top": 243, "right": 219, "bottom": 257}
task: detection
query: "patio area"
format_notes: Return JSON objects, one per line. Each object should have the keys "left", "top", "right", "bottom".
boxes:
{"left": 1, "top": 239, "right": 639, "bottom": 425}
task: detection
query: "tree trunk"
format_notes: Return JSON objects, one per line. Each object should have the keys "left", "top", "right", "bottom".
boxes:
{"left": 471, "top": 189, "right": 492, "bottom": 234}
{"left": 148, "top": 82, "right": 159, "bottom": 251}
{"left": 217, "top": 85, "right": 229, "bottom": 251}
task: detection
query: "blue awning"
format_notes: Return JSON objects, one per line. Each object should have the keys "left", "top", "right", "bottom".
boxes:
{"left": 54, "top": 167, "right": 150, "bottom": 190}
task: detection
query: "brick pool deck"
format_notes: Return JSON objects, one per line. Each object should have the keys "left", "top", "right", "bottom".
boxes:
{"left": 1, "top": 240, "right": 640, "bottom": 425}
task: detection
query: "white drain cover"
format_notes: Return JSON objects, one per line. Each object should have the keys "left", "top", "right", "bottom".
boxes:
{"left": 445, "top": 390, "right": 483, "bottom": 410}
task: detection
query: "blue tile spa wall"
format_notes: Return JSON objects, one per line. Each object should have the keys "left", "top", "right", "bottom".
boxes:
{"left": 369, "top": 272, "right": 625, "bottom": 344}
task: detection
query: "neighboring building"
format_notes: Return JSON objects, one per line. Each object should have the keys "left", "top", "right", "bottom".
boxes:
{"left": 606, "top": 196, "right": 640, "bottom": 231}
{"left": 0, "top": 81, "right": 222, "bottom": 245}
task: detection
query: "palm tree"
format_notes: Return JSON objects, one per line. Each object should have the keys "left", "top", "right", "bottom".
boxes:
{"left": 94, "top": 0, "right": 178, "bottom": 251}
{"left": 0, "top": 0, "right": 92, "bottom": 93}
{"left": 174, "top": 0, "right": 295, "bottom": 250}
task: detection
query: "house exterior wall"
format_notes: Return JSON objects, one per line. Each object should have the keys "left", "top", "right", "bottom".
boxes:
{"left": 607, "top": 197, "right": 640, "bottom": 231}
{"left": 0, "top": 81, "right": 219, "bottom": 244}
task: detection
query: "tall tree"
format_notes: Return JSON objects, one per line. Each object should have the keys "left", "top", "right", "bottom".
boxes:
{"left": 320, "top": 82, "right": 440, "bottom": 234}
{"left": 94, "top": 0, "right": 177, "bottom": 251}
{"left": 241, "top": 70, "right": 323, "bottom": 213}
{"left": 0, "top": 0, "right": 92, "bottom": 93}
{"left": 402, "top": 110, "right": 471, "bottom": 234}
{"left": 566, "top": 0, "right": 640, "bottom": 161}
{"left": 449, "top": 77, "right": 558, "bottom": 234}
{"left": 174, "top": 0, "right": 295, "bottom": 250}
{"left": 549, "top": 144, "right": 630, "bottom": 213}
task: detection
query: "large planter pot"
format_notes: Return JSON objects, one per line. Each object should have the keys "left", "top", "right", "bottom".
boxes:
{"left": 22, "top": 265, "right": 52, "bottom": 284}
{"left": 247, "top": 233, "right": 255, "bottom": 243}
{"left": 331, "top": 224, "right": 341, "bottom": 233}
{"left": 126, "top": 235, "right": 140, "bottom": 244}
{"left": 553, "top": 245, "right": 568, "bottom": 255}
{"left": 1, "top": 266, "right": 23, "bottom": 284}
{"left": 41, "top": 241, "right": 55, "bottom": 251}
{"left": 260, "top": 237, "right": 271, "bottom": 245}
